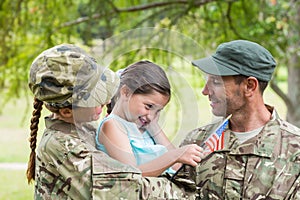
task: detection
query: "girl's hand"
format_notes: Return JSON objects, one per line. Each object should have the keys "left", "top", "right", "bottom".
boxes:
{"left": 145, "top": 112, "right": 161, "bottom": 137}
{"left": 176, "top": 144, "right": 204, "bottom": 167}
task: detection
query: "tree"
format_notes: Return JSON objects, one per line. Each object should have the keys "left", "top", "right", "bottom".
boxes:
{"left": 0, "top": 0, "right": 80, "bottom": 106}
{"left": 284, "top": 3, "right": 300, "bottom": 125}
{"left": 1, "top": 0, "right": 299, "bottom": 127}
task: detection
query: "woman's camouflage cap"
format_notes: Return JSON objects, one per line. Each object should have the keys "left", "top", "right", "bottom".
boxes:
{"left": 29, "top": 44, "right": 120, "bottom": 108}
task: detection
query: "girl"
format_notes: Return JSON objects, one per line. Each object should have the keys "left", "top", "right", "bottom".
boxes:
{"left": 96, "top": 60, "right": 204, "bottom": 176}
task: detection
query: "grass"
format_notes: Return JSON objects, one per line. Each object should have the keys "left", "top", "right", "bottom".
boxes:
{"left": 0, "top": 128, "right": 31, "bottom": 162}
{"left": 0, "top": 97, "right": 43, "bottom": 199}
{"left": 0, "top": 97, "right": 46, "bottom": 163}
{"left": 0, "top": 170, "right": 34, "bottom": 200}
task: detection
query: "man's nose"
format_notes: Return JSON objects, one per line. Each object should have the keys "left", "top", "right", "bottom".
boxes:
{"left": 202, "top": 84, "right": 209, "bottom": 96}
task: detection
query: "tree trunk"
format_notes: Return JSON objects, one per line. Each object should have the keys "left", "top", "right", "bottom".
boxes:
{"left": 287, "top": 67, "right": 300, "bottom": 127}
{"left": 286, "top": 2, "right": 300, "bottom": 128}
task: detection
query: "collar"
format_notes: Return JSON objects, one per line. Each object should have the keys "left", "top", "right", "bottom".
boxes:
{"left": 226, "top": 105, "right": 282, "bottom": 158}
{"left": 45, "top": 116, "right": 77, "bottom": 135}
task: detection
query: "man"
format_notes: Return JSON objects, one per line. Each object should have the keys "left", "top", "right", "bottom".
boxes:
{"left": 182, "top": 40, "right": 300, "bottom": 199}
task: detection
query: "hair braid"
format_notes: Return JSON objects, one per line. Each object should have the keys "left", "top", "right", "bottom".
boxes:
{"left": 26, "top": 97, "right": 43, "bottom": 184}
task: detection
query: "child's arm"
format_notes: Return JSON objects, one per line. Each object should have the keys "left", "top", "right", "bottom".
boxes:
{"left": 148, "top": 125, "right": 175, "bottom": 150}
{"left": 145, "top": 114, "right": 201, "bottom": 172}
{"left": 98, "top": 119, "right": 136, "bottom": 166}
{"left": 138, "top": 144, "right": 204, "bottom": 176}
{"left": 146, "top": 113, "right": 175, "bottom": 150}
{"left": 99, "top": 119, "right": 204, "bottom": 177}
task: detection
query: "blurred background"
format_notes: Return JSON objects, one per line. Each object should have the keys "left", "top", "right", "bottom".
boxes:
{"left": 0, "top": 0, "right": 298, "bottom": 199}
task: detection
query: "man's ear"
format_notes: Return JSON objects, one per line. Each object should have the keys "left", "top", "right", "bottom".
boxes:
{"left": 244, "top": 77, "right": 258, "bottom": 96}
{"left": 59, "top": 108, "right": 73, "bottom": 118}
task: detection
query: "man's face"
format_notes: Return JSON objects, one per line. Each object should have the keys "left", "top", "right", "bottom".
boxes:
{"left": 202, "top": 75, "right": 246, "bottom": 117}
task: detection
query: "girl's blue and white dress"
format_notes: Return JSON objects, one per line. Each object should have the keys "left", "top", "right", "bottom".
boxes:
{"left": 96, "top": 114, "right": 175, "bottom": 174}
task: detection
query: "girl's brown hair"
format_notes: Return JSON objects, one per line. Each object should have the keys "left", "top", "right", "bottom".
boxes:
{"left": 119, "top": 60, "right": 171, "bottom": 98}
{"left": 26, "top": 97, "right": 43, "bottom": 183}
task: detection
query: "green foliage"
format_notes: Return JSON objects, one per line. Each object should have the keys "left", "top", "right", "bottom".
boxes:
{"left": 0, "top": 0, "right": 81, "bottom": 111}
{"left": 0, "top": 0, "right": 296, "bottom": 113}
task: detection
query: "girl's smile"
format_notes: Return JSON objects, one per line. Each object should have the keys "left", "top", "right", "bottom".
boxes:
{"left": 125, "top": 90, "right": 169, "bottom": 129}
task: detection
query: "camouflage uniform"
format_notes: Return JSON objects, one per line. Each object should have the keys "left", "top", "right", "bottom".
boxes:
{"left": 29, "top": 44, "right": 195, "bottom": 199}
{"left": 35, "top": 117, "right": 195, "bottom": 199}
{"left": 181, "top": 106, "right": 300, "bottom": 199}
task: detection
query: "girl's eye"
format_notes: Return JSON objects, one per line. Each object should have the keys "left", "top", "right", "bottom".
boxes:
{"left": 145, "top": 104, "right": 153, "bottom": 110}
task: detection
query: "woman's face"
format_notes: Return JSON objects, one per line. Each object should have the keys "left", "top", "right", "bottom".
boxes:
{"left": 72, "top": 105, "right": 104, "bottom": 123}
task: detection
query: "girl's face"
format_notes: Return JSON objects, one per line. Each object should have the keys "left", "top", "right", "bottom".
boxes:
{"left": 124, "top": 90, "right": 169, "bottom": 129}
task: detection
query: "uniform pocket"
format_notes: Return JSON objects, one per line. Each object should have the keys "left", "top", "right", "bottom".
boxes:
{"left": 92, "top": 172, "right": 141, "bottom": 200}
{"left": 91, "top": 151, "right": 142, "bottom": 199}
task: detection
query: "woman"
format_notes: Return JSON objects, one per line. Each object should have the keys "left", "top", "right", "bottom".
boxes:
{"left": 26, "top": 44, "right": 121, "bottom": 199}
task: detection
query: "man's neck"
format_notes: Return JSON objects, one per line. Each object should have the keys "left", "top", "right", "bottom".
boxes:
{"left": 229, "top": 104, "right": 272, "bottom": 132}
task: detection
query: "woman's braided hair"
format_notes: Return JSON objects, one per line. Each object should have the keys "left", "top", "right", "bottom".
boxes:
{"left": 26, "top": 97, "right": 43, "bottom": 183}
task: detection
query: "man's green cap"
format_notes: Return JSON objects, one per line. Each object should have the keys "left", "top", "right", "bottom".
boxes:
{"left": 29, "top": 44, "right": 120, "bottom": 108}
{"left": 192, "top": 40, "right": 276, "bottom": 81}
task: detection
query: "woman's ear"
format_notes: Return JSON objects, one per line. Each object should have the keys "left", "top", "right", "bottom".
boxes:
{"left": 59, "top": 108, "right": 73, "bottom": 118}
{"left": 244, "top": 77, "right": 258, "bottom": 96}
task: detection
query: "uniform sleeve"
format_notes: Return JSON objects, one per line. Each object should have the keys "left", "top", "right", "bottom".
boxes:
{"left": 39, "top": 130, "right": 196, "bottom": 199}
{"left": 91, "top": 150, "right": 195, "bottom": 199}
{"left": 35, "top": 133, "right": 94, "bottom": 199}
{"left": 56, "top": 136, "right": 94, "bottom": 198}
